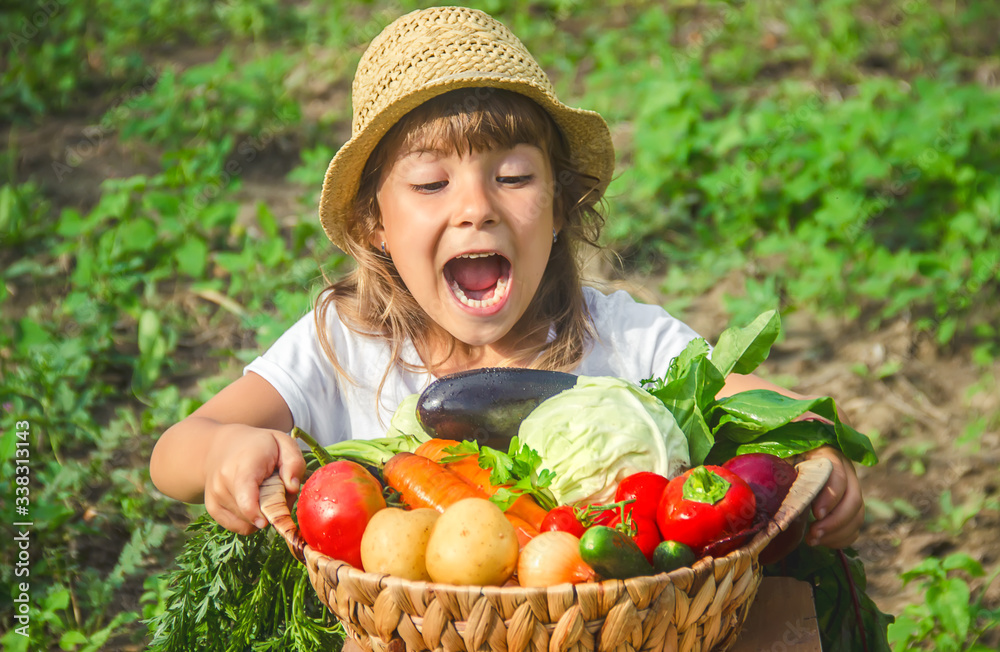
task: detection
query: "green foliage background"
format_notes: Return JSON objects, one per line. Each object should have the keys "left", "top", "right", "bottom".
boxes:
{"left": 1, "top": 0, "right": 998, "bottom": 649}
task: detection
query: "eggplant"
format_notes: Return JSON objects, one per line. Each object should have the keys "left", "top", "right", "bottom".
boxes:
{"left": 417, "top": 367, "right": 577, "bottom": 448}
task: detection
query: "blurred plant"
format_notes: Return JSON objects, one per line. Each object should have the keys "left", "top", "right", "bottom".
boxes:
{"left": 888, "top": 553, "right": 1000, "bottom": 652}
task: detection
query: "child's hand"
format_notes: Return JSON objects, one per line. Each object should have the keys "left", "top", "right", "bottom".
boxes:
{"left": 802, "top": 445, "right": 864, "bottom": 548}
{"left": 202, "top": 424, "right": 306, "bottom": 535}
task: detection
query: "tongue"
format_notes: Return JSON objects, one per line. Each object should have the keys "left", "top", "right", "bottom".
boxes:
{"left": 449, "top": 256, "right": 502, "bottom": 291}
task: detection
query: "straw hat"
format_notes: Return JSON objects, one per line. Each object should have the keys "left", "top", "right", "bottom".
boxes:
{"left": 318, "top": 5, "right": 616, "bottom": 250}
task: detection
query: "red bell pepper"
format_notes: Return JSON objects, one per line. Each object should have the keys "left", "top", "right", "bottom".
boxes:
{"left": 656, "top": 465, "right": 757, "bottom": 555}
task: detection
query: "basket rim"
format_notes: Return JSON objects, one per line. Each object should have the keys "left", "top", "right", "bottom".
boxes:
{"left": 259, "top": 457, "right": 833, "bottom": 596}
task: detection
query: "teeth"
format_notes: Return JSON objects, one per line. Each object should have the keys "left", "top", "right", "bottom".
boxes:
{"left": 450, "top": 275, "right": 509, "bottom": 308}
{"left": 456, "top": 252, "right": 495, "bottom": 259}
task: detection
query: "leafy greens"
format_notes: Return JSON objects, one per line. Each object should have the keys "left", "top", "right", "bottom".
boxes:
{"left": 643, "top": 309, "right": 878, "bottom": 467}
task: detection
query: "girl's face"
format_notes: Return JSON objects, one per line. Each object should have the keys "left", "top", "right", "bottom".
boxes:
{"left": 374, "top": 142, "right": 556, "bottom": 358}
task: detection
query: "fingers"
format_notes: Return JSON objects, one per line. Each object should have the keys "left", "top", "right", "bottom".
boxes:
{"left": 205, "top": 489, "right": 260, "bottom": 535}
{"left": 202, "top": 428, "right": 289, "bottom": 534}
{"left": 234, "top": 467, "right": 268, "bottom": 530}
{"left": 809, "top": 470, "right": 864, "bottom": 547}
{"left": 274, "top": 432, "right": 307, "bottom": 496}
{"left": 812, "top": 501, "right": 865, "bottom": 548}
{"left": 804, "top": 446, "right": 865, "bottom": 548}
{"left": 810, "top": 458, "right": 847, "bottom": 523}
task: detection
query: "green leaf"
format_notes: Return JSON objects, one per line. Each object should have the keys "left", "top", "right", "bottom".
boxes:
{"left": 257, "top": 202, "right": 280, "bottom": 238}
{"left": 644, "top": 340, "right": 725, "bottom": 466}
{"left": 927, "top": 577, "right": 971, "bottom": 643}
{"left": 44, "top": 588, "right": 71, "bottom": 611}
{"left": 901, "top": 557, "right": 948, "bottom": 584}
{"left": 707, "top": 390, "right": 879, "bottom": 466}
{"left": 704, "top": 420, "right": 837, "bottom": 464}
{"left": 941, "top": 552, "right": 985, "bottom": 578}
{"left": 116, "top": 217, "right": 158, "bottom": 254}
{"left": 134, "top": 309, "right": 168, "bottom": 392}
{"left": 480, "top": 445, "right": 515, "bottom": 485}
{"left": 174, "top": 236, "right": 208, "bottom": 278}
{"left": 0, "top": 629, "right": 30, "bottom": 652}
{"left": 710, "top": 309, "right": 781, "bottom": 377}
{"left": 58, "top": 631, "right": 88, "bottom": 650}
{"left": 887, "top": 614, "right": 927, "bottom": 648}
{"left": 78, "top": 612, "right": 138, "bottom": 652}
{"left": 16, "top": 318, "right": 51, "bottom": 348}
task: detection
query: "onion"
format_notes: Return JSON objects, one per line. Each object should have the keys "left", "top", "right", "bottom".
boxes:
{"left": 517, "top": 531, "right": 596, "bottom": 587}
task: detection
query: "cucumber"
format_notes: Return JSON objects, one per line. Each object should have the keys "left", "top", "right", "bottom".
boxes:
{"left": 417, "top": 367, "right": 577, "bottom": 447}
{"left": 579, "top": 526, "right": 655, "bottom": 580}
{"left": 652, "top": 540, "right": 696, "bottom": 574}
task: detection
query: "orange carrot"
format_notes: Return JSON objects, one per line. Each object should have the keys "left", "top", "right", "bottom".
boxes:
{"left": 414, "top": 438, "right": 549, "bottom": 530}
{"left": 383, "top": 452, "right": 539, "bottom": 546}
{"left": 506, "top": 512, "right": 541, "bottom": 550}
{"left": 414, "top": 438, "right": 464, "bottom": 461}
{"left": 384, "top": 452, "right": 483, "bottom": 511}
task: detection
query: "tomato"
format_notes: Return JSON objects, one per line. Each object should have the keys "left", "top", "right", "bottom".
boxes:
{"left": 632, "top": 517, "right": 663, "bottom": 563}
{"left": 615, "top": 471, "right": 669, "bottom": 521}
{"left": 296, "top": 460, "right": 386, "bottom": 569}
{"left": 656, "top": 465, "right": 756, "bottom": 555}
{"left": 607, "top": 513, "right": 662, "bottom": 563}
{"left": 541, "top": 500, "right": 633, "bottom": 537}
{"left": 540, "top": 505, "right": 587, "bottom": 538}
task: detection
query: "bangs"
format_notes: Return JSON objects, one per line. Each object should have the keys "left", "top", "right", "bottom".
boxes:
{"left": 384, "top": 88, "right": 561, "bottom": 163}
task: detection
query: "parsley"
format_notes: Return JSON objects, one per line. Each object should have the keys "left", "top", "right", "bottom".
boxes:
{"left": 445, "top": 438, "right": 558, "bottom": 511}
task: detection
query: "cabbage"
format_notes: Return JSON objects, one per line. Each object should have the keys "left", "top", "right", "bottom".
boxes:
{"left": 386, "top": 393, "right": 425, "bottom": 440}
{"left": 518, "top": 376, "right": 690, "bottom": 505}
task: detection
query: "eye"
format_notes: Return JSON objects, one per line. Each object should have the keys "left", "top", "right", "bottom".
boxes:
{"left": 411, "top": 180, "right": 448, "bottom": 193}
{"left": 497, "top": 174, "right": 534, "bottom": 186}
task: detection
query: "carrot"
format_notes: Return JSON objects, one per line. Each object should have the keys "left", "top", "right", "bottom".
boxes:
{"left": 383, "top": 452, "right": 539, "bottom": 547}
{"left": 506, "top": 512, "right": 541, "bottom": 550}
{"left": 414, "top": 438, "right": 465, "bottom": 461}
{"left": 383, "top": 452, "right": 483, "bottom": 511}
{"left": 414, "top": 438, "right": 549, "bottom": 530}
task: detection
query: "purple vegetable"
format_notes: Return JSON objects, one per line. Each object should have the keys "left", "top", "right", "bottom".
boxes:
{"left": 722, "top": 453, "right": 797, "bottom": 517}
{"left": 722, "top": 453, "right": 803, "bottom": 564}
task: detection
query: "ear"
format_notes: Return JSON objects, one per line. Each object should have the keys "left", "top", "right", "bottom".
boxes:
{"left": 368, "top": 226, "right": 385, "bottom": 251}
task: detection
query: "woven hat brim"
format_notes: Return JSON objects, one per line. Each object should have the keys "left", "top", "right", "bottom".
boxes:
{"left": 318, "top": 75, "right": 614, "bottom": 251}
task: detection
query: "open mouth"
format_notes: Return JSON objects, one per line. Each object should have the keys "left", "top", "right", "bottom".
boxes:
{"left": 443, "top": 252, "right": 512, "bottom": 309}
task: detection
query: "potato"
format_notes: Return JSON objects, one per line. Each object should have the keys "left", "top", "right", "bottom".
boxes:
{"left": 425, "top": 498, "right": 519, "bottom": 586}
{"left": 360, "top": 507, "right": 439, "bottom": 581}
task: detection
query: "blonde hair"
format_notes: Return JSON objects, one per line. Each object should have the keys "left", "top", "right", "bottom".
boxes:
{"left": 315, "top": 88, "right": 607, "bottom": 402}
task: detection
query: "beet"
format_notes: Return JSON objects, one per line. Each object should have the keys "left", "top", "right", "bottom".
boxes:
{"left": 723, "top": 453, "right": 803, "bottom": 565}
{"left": 722, "top": 453, "right": 797, "bottom": 518}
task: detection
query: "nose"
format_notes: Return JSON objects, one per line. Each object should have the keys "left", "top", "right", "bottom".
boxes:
{"left": 452, "top": 173, "right": 499, "bottom": 229}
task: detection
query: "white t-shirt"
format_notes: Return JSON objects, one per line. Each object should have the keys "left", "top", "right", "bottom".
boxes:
{"left": 244, "top": 286, "right": 703, "bottom": 446}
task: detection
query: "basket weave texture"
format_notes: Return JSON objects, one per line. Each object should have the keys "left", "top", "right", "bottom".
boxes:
{"left": 260, "top": 457, "right": 832, "bottom": 652}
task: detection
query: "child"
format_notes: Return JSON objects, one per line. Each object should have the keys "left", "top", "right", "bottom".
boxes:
{"left": 150, "top": 6, "right": 863, "bottom": 551}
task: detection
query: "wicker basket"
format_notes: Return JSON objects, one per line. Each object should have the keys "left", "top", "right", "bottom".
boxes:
{"left": 260, "top": 457, "right": 832, "bottom": 652}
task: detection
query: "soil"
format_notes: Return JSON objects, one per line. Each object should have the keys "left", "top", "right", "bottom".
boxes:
{"left": 10, "top": 75, "right": 999, "bottom": 652}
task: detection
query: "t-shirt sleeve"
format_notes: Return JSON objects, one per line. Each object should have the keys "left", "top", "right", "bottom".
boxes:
{"left": 243, "top": 311, "right": 344, "bottom": 444}
{"left": 580, "top": 287, "right": 706, "bottom": 382}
